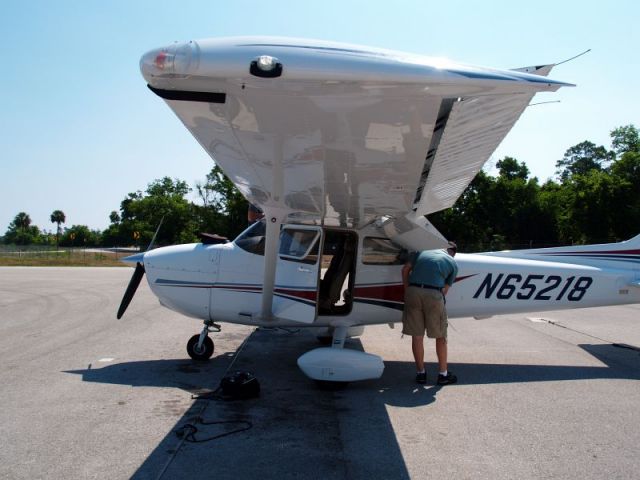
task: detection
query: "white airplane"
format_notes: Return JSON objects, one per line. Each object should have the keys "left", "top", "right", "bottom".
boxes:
{"left": 118, "top": 37, "right": 640, "bottom": 383}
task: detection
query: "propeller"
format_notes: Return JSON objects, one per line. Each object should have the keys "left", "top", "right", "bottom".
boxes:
{"left": 116, "top": 217, "right": 164, "bottom": 319}
{"left": 117, "top": 262, "right": 145, "bottom": 319}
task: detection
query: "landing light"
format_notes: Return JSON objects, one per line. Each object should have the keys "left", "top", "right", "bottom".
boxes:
{"left": 250, "top": 55, "right": 283, "bottom": 78}
{"left": 257, "top": 55, "right": 277, "bottom": 71}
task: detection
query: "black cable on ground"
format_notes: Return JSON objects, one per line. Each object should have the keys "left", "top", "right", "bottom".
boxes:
{"left": 155, "top": 329, "right": 256, "bottom": 480}
{"left": 175, "top": 418, "right": 253, "bottom": 443}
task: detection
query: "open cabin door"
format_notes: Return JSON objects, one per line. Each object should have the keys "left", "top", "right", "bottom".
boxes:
{"left": 273, "top": 225, "right": 322, "bottom": 324}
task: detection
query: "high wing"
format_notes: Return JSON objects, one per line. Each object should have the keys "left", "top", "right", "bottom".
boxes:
{"left": 141, "top": 37, "right": 571, "bottom": 248}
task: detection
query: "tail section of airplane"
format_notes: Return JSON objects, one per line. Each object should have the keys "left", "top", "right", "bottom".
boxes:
{"left": 479, "top": 234, "right": 640, "bottom": 271}
{"left": 449, "top": 235, "right": 640, "bottom": 319}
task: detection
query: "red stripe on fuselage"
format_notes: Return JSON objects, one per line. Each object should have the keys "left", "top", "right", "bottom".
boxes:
{"left": 274, "top": 288, "right": 317, "bottom": 301}
{"left": 354, "top": 275, "right": 476, "bottom": 302}
{"left": 353, "top": 284, "right": 404, "bottom": 302}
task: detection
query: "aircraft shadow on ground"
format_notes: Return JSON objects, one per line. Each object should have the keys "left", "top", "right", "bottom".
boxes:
{"left": 66, "top": 331, "right": 639, "bottom": 479}
{"left": 65, "top": 353, "right": 236, "bottom": 394}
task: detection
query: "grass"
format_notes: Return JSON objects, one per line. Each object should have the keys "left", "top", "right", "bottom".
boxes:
{"left": 0, "top": 249, "right": 131, "bottom": 267}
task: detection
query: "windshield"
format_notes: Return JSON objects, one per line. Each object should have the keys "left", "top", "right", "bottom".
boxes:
{"left": 234, "top": 220, "right": 266, "bottom": 255}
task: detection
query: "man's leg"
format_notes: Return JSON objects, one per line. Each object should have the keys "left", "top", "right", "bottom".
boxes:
{"left": 435, "top": 337, "right": 447, "bottom": 373}
{"left": 412, "top": 335, "right": 425, "bottom": 372}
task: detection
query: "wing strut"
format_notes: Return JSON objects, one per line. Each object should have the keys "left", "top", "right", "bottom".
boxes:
{"left": 260, "top": 207, "right": 289, "bottom": 320}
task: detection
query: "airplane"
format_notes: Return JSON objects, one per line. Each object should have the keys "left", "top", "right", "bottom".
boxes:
{"left": 117, "top": 36, "right": 640, "bottom": 384}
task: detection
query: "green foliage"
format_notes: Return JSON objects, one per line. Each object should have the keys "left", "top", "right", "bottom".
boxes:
{"left": 195, "top": 165, "right": 249, "bottom": 239}
{"left": 496, "top": 156, "right": 529, "bottom": 180}
{"left": 116, "top": 177, "right": 198, "bottom": 247}
{"left": 60, "top": 225, "right": 101, "bottom": 246}
{"left": 4, "top": 212, "right": 42, "bottom": 245}
{"left": 608, "top": 151, "right": 640, "bottom": 240}
{"left": 610, "top": 125, "right": 640, "bottom": 156}
{"left": 99, "top": 169, "right": 251, "bottom": 247}
{"left": 50, "top": 210, "right": 66, "bottom": 225}
{"left": 50, "top": 209, "right": 66, "bottom": 247}
{"left": 109, "top": 210, "right": 120, "bottom": 224}
{"left": 432, "top": 124, "right": 640, "bottom": 250}
{"left": 555, "top": 141, "right": 614, "bottom": 181}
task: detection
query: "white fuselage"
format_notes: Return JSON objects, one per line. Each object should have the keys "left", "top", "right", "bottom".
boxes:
{"left": 141, "top": 230, "right": 640, "bottom": 328}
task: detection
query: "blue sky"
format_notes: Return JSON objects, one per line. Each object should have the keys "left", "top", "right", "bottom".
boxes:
{"left": 1, "top": 0, "right": 638, "bottom": 233}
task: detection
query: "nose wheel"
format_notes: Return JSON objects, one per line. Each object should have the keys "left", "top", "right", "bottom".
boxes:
{"left": 186, "top": 320, "right": 220, "bottom": 361}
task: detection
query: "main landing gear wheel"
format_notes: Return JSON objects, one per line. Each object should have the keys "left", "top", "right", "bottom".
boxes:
{"left": 187, "top": 335, "right": 214, "bottom": 361}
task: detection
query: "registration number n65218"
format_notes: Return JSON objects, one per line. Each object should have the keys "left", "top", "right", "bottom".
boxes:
{"left": 472, "top": 274, "right": 593, "bottom": 301}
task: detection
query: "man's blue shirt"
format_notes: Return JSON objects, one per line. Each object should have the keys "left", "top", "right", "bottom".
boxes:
{"left": 408, "top": 249, "right": 458, "bottom": 288}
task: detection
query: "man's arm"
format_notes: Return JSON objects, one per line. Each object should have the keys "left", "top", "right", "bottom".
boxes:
{"left": 443, "top": 258, "right": 459, "bottom": 296}
{"left": 402, "top": 262, "right": 412, "bottom": 289}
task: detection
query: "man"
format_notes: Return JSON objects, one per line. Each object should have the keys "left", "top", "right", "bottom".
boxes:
{"left": 247, "top": 204, "right": 264, "bottom": 224}
{"left": 402, "top": 242, "right": 458, "bottom": 385}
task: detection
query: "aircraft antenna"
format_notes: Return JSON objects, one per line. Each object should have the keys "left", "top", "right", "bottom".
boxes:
{"left": 147, "top": 215, "right": 165, "bottom": 250}
{"left": 555, "top": 49, "right": 591, "bottom": 67}
{"left": 528, "top": 100, "right": 562, "bottom": 107}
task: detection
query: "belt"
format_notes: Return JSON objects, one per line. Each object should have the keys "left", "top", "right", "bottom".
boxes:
{"left": 409, "top": 283, "right": 443, "bottom": 291}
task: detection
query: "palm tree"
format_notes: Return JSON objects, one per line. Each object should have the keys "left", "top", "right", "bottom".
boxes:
{"left": 12, "top": 212, "right": 32, "bottom": 245}
{"left": 50, "top": 210, "right": 66, "bottom": 249}
{"left": 14, "top": 212, "right": 31, "bottom": 231}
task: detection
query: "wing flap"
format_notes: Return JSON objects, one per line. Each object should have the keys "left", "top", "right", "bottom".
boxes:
{"left": 414, "top": 91, "right": 536, "bottom": 215}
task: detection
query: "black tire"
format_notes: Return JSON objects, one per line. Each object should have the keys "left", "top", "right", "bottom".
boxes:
{"left": 187, "top": 334, "right": 214, "bottom": 361}
{"left": 316, "top": 335, "right": 333, "bottom": 346}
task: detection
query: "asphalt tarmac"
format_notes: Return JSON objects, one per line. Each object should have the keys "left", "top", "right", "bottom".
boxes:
{"left": 0, "top": 267, "right": 638, "bottom": 480}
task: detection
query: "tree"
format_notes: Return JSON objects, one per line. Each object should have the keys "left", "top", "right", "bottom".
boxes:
{"left": 610, "top": 124, "right": 640, "bottom": 157}
{"left": 60, "top": 225, "right": 101, "bottom": 247}
{"left": 118, "top": 177, "right": 198, "bottom": 246}
{"left": 50, "top": 210, "right": 66, "bottom": 248}
{"left": 496, "top": 156, "right": 529, "bottom": 181}
{"left": 558, "top": 170, "right": 618, "bottom": 243}
{"left": 4, "top": 212, "right": 41, "bottom": 245}
{"left": 430, "top": 170, "right": 495, "bottom": 250}
{"left": 608, "top": 151, "right": 640, "bottom": 240}
{"left": 195, "top": 165, "right": 249, "bottom": 239}
{"left": 14, "top": 212, "right": 30, "bottom": 230}
{"left": 109, "top": 210, "right": 120, "bottom": 224}
{"left": 555, "top": 141, "right": 614, "bottom": 181}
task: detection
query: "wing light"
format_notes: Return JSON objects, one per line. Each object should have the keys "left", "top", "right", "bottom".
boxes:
{"left": 140, "top": 41, "right": 198, "bottom": 78}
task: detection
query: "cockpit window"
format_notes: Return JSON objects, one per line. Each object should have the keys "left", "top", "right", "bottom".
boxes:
{"left": 234, "top": 220, "right": 266, "bottom": 256}
{"left": 279, "top": 228, "right": 320, "bottom": 264}
{"left": 234, "top": 221, "right": 320, "bottom": 263}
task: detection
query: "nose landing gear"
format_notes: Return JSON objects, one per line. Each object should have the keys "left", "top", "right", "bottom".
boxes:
{"left": 186, "top": 319, "right": 221, "bottom": 361}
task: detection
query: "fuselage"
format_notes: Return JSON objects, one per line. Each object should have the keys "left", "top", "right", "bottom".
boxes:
{"left": 140, "top": 225, "right": 640, "bottom": 327}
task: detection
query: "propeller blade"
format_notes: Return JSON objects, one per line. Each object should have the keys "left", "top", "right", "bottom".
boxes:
{"left": 117, "top": 262, "right": 145, "bottom": 319}
{"left": 117, "top": 217, "right": 161, "bottom": 319}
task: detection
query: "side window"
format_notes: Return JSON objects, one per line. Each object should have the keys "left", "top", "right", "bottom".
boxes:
{"left": 362, "top": 237, "right": 407, "bottom": 265}
{"left": 234, "top": 220, "right": 266, "bottom": 256}
{"left": 279, "top": 228, "right": 320, "bottom": 264}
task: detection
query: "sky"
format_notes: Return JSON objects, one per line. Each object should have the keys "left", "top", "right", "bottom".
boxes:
{"left": 1, "top": 0, "right": 638, "bottom": 233}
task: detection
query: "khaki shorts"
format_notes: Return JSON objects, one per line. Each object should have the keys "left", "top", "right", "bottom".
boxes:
{"left": 402, "top": 286, "right": 448, "bottom": 338}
